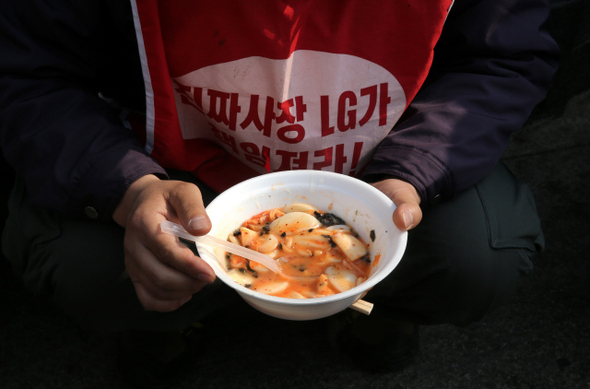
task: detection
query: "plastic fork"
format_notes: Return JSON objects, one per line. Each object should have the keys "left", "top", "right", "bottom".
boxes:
{"left": 161, "top": 220, "right": 281, "bottom": 274}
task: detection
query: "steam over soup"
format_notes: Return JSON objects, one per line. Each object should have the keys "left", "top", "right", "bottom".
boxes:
{"left": 225, "top": 203, "right": 375, "bottom": 299}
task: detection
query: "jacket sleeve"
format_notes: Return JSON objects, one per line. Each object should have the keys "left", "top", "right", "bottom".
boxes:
{"left": 363, "top": 0, "right": 559, "bottom": 205}
{"left": 0, "top": 0, "right": 166, "bottom": 221}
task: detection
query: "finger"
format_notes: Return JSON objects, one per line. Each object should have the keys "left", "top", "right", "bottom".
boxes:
{"left": 389, "top": 186, "right": 421, "bottom": 231}
{"left": 126, "top": 235, "right": 211, "bottom": 300}
{"left": 167, "top": 182, "right": 212, "bottom": 235}
{"left": 393, "top": 201, "right": 422, "bottom": 231}
{"left": 133, "top": 193, "right": 216, "bottom": 283}
{"left": 152, "top": 227, "right": 216, "bottom": 283}
{"left": 126, "top": 256, "right": 207, "bottom": 303}
{"left": 132, "top": 280, "right": 193, "bottom": 312}
{"left": 373, "top": 179, "right": 422, "bottom": 231}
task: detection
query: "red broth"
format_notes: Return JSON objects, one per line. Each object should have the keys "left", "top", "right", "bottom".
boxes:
{"left": 225, "top": 204, "right": 374, "bottom": 299}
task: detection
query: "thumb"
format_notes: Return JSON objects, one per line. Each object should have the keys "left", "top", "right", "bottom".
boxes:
{"left": 167, "top": 181, "right": 212, "bottom": 235}
{"left": 372, "top": 179, "right": 422, "bottom": 231}
{"left": 393, "top": 201, "right": 422, "bottom": 232}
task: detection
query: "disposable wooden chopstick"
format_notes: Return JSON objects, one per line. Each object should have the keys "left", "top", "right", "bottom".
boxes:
{"left": 350, "top": 299, "right": 373, "bottom": 315}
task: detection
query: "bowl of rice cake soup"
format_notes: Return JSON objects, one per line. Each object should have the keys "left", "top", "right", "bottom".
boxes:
{"left": 198, "top": 170, "right": 408, "bottom": 320}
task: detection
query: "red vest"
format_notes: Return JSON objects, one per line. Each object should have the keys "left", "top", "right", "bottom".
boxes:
{"left": 130, "top": 0, "right": 453, "bottom": 192}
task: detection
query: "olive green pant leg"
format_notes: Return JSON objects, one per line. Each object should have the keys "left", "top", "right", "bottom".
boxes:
{"left": 2, "top": 174, "right": 238, "bottom": 333}
{"left": 367, "top": 162, "right": 545, "bottom": 326}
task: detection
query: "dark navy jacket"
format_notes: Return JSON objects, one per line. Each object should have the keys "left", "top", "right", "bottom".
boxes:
{"left": 0, "top": 0, "right": 559, "bottom": 221}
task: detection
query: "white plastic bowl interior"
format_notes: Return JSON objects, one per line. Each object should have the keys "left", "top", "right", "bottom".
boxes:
{"left": 196, "top": 170, "right": 407, "bottom": 320}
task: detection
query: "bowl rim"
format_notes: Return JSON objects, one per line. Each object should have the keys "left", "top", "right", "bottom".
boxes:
{"left": 199, "top": 170, "right": 407, "bottom": 306}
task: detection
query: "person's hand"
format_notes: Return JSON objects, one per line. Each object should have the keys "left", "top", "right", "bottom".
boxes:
{"left": 113, "top": 175, "right": 216, "bottom": 312}
{"left": 372, "top": 178, "right": 422, "bottom": 231}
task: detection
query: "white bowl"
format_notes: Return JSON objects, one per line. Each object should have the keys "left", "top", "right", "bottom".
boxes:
{"left": 197, "top": 170, "right": 407, "bottom": 320}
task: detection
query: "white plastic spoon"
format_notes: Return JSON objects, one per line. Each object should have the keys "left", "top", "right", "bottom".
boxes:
{"left": 161, "top": 220, "right": 281, "bottom": 274}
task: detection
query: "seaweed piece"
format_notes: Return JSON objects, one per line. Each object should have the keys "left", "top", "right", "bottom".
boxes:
{"left": 245, "top": 259, "right": 259, "bottom": 278}
{"left": 370, "top": 230, "right": 376, "bottom": 242}
{"left": 314, "top": 211, "right": 346, "bottom": 227}
{"left": 322, "top": 234, "right": 337, "bottom": 248}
